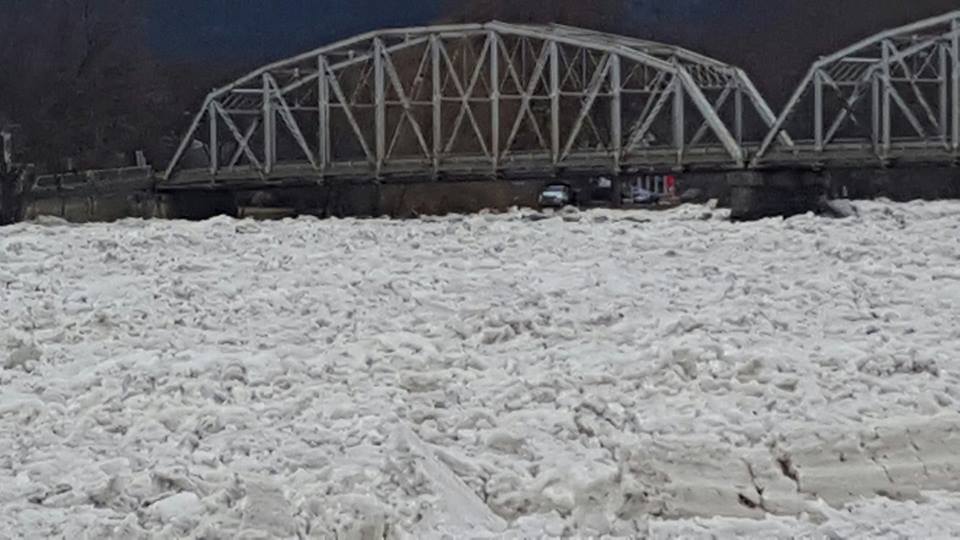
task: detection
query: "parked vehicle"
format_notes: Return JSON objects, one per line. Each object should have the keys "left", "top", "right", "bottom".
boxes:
{"left": 539, "top": 184, "right": 574, "bottom": 208}
{"left": 622, "top": 186, "right": 662, "bottom": 205}
{"left": 630, "top": 187, "right": 662, "bottom": 205}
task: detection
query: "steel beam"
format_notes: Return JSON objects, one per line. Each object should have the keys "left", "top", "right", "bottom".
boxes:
{"left": 675, "top": 69, "right": 742, "bottom": 164}
{"left": 673, "top": 71, "right": 685, "bottom": 164}
{"left": 490, "top": 31, "right": 500, "bottom": 168}
{"left": 503, "top": 42, "right": 551, "bottom": 157}
{"left": 735, "top": 69, "right": 793, "bottom": 146}
{"left": 734, "top": 84, "right": 744, "bottom": 146}
{"left": 887, "top": 41, "right": 941, "bottom": 133}
{"left": 882, "top": 41, "right": 892, "bottom": 156}
{"left": 268, "top": 75, "right": 319, "bottom": 170}
{"left": 431, "top": 36, "right": 442, "bottom": 173}
{"left": 374, "top": 38, "right": 386, "bottom": 175}
{"left": 610, "top": 54, "right": 622, "bottom": 171}
{"left": 822, "top": 73, "right": 868, "bottom": 145}
{"left": 872, "top": 73, "right": 881, "bottom": 154}
{"left": 562, "top": 54, "right": 612, "bottom": 161}
{"left": 208, "top": 101, "right": 218, "bottom": 174}
{"left": 440, "top": 37, "right": 491, "bottom": 157}
{"left": 381, "top": 46, "right": 432, "bottom": 160}
{"left": 166, "top": 96, "right": 211, "bottom": 179}
{"left": 689, "top": 85, "right": 733, "bottom": 148}
{"left": 953, "top": 18, "right": 960, "bottom": 150}
{"left": 226, "top": 117, "right": 260, "bottom": 169}
{"left": 324, "top": 62, "right": 375, "bottom": 163}
{"left": 814, "top": 69, "right": 824, "bottom": 151}
{"left": 550, "top": 40, "right": 560, "bottom": 166}
{"left": 940, "top": 43, "right": 949, "bottom": 143}
{"left": 318, "top": 55, "right": 330, "bottom": 170}
{"left": 263, "top": 75, "right": 275, "bottom": 174}
{"left": 625, "top": 77, "right": 676, "bottom": 152}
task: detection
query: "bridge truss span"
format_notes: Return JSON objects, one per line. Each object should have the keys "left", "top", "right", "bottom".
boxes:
{"left": 164, "top": 22, "right": 782, "bottom": 185}
{"left": 754, "top": 10, "right": 960, "bottom": 167}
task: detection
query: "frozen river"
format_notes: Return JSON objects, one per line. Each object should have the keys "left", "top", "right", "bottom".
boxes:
{"left": 2, "top": 201, "right": 960, "bottom": 538}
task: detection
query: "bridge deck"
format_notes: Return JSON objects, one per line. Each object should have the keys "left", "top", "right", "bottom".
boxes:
{"left": 162, "top": 148, "right": 742, "bottom": 190}
{"left": 163, "top": 142, "right": 960, "bottom": 191}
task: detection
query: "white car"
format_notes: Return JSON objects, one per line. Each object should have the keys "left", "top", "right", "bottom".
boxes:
{"left": 622, "top": 186, "right": 662, "bottom": 205}
{"left": 631, "top": 187, "right": 661, "bottom": 205}
{"left": 539, "top": 184, "right": 574, "bottom": 208}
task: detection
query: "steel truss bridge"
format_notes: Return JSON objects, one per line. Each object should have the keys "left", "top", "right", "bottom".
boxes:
{"left": 755, "top": 10, "right": 960, "bottom": 168}
{"left": 164, "top": 11, "right": 960, "bottom": 189}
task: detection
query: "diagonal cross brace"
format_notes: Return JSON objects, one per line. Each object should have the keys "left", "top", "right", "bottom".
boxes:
{"left": 379, "top": 39, "right": 432, "bottom": 160}
{"left": 439, "top": 37, "right": 492, "bottom": 157}
{"left": 214, "top": 102, "right": 264, "bottom": 174}
{"left": 266, "top": 75, "right": 319, "bottom": 170}
{"left": 624, "top": 76, "right": 678, "bottom": 152}
{"left": 324, "top": 61, "right": 376, "bottom": 164}
{"left": 502, "top": 40, "right": 551, "bottom": 157}
{"left": 561, "top": 53, "right": 613, "bottom": 161}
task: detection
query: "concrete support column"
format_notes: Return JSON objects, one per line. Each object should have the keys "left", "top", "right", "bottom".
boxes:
{"left": 728, "top": 170, "right": 827, "bottom": 221}
{"left": 611, "top": 175, "right": 624, "bottom": 208}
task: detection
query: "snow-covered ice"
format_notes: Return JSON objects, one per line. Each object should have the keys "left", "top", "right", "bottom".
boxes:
{"left": 2, "top": 200, "right": 960, "bottom": 538}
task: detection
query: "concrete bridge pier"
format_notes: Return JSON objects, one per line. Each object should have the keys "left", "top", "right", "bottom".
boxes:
{"left": 728, "top": 170, "right": 828, "bottom": 221}
{"left": 167, "top": 190, "right": 238, "bottom": 220}
{"left": 822, "top": 167, "right": 960, "bottom": 201}
{"left": 726, "top": 166, "right": 960, "bottom": 220}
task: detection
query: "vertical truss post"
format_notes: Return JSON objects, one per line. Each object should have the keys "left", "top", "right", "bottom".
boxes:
{"left": 734, "top": 83, "right": 744, "bottom": 146}
{"left": 872, "top": 73, "right": 881, "bottom": 154}
{"left": 610, "top": 54, "right": 622, "bottom": 172}
{"left": 673, "top": 76, "right": 685, "bottom": 165}
{"left": 550, "top": 40, "right": 560, "bottom": 166}
{"left": 489, "top": 31, "right": 500, "bottom": 171}
{"left": 208, "top": 101, "right": 218, "bottom": 174}
{"left": 952, "top": 18, "right": 960, "bottom": 151}
{"left": 318, "top": 55, "right": 330, "bottom": 171}
{"left": 814, "top": 69, "right": 824, "bottom": 151}
{"left": 374, "top": 38, "right": 386, "bottom": 175}
{"left": 431, "top": 35, "right": 442, "bottom": 174}
{"left": 263, "top": 74, "right": 275, "bottom": 174}
{"left": 882, "top": 41, "right": 892, "bottom": 158}
{"left": 941, "top": 43, "right": 950, "bottom": 144}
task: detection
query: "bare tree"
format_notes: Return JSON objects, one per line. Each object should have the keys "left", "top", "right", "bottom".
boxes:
{"left": 0, "top": 0, "right": 171, "bottom": 170}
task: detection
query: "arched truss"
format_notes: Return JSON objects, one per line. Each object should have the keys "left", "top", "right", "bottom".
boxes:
{"left": 164, "top": 22, "right": 784, "bottom": 183}
{"left": 754, "top": 10, "right": 960, "bottom": 167}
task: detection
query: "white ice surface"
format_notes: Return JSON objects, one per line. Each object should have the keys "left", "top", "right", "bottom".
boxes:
{"left": 2, "top": 201, "right": 960, "bottom": 538}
